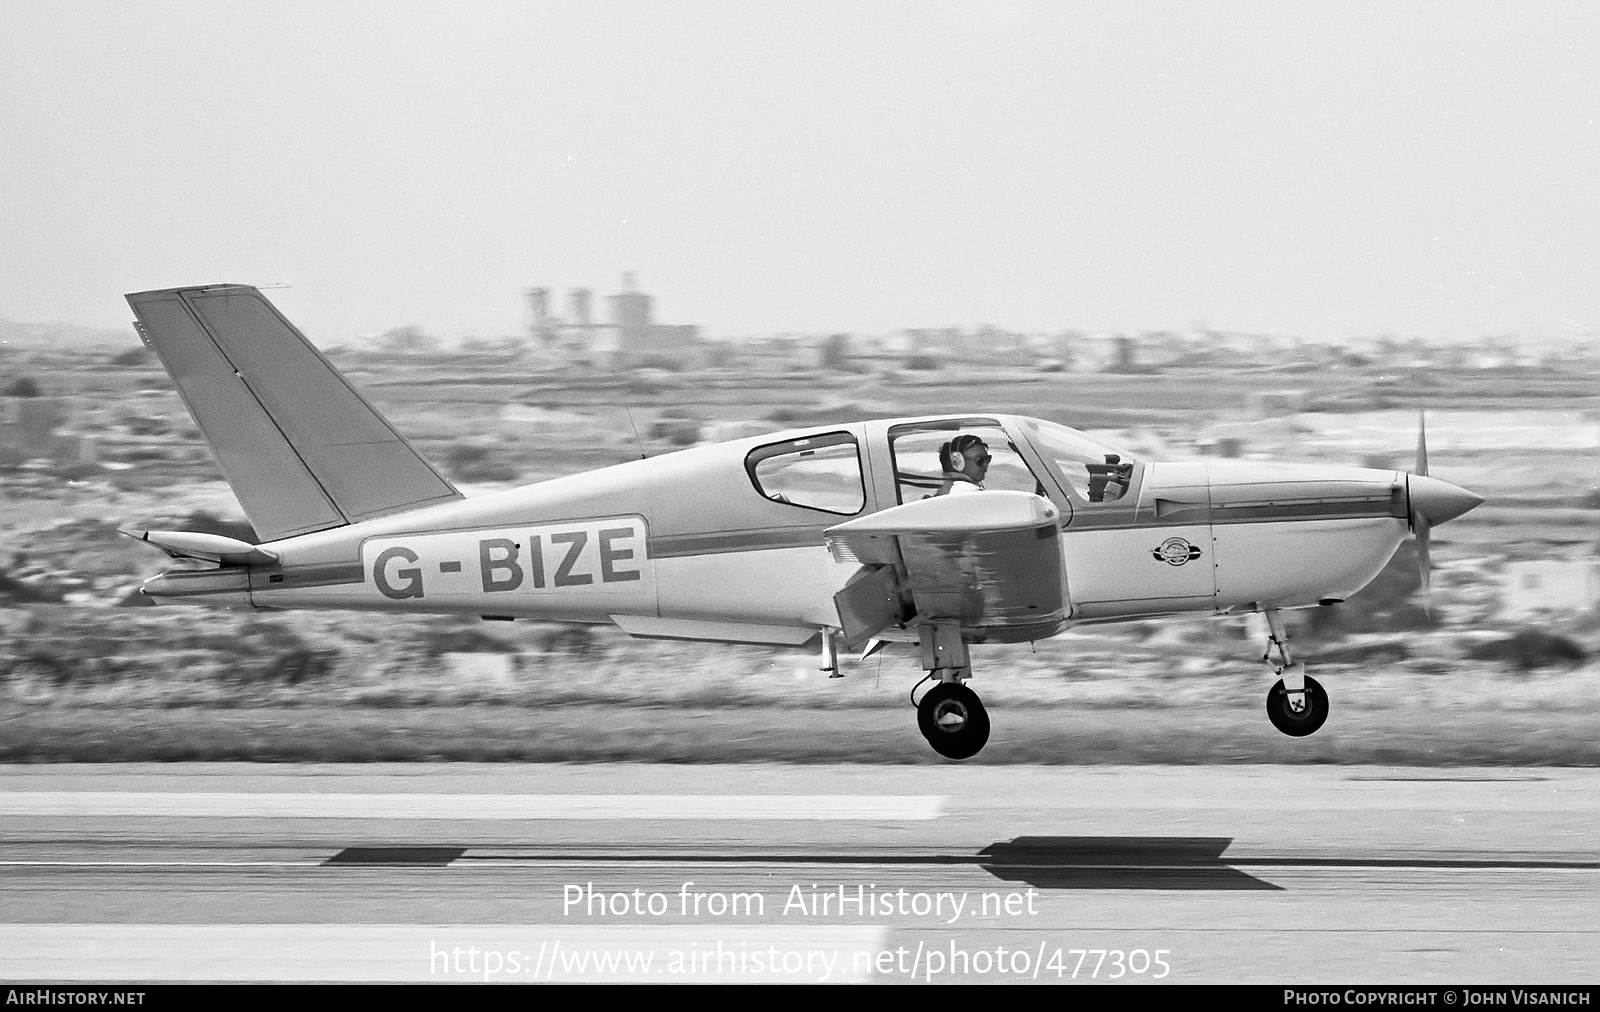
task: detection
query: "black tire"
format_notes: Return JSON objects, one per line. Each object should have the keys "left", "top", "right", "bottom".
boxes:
{"left": 917, "top": 682, "right": 991, "bottom": 760}
{"left": 1266, "top": 675, "right": 1329, "bottom": 737}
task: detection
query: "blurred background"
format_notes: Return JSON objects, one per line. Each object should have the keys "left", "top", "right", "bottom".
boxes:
{"left": 2, "top": 303, "right": 1595, "bottom": 762}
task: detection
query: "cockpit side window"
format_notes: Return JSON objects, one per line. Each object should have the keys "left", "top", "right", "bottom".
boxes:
{"left": 1025, "top": 419, "right": 1135, "bottom": 503}
{"left": 887, "top": 420, "right": 1050, "bottom": 503}
{"left": 745, "top": 432, "right": 865, "bottom": 515}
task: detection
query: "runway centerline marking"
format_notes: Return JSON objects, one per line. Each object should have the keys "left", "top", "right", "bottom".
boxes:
{"left": 0, "top": 793, "right": 945, "bottom": 820}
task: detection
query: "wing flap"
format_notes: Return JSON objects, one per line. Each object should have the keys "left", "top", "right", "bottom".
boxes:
{"left": 832, "top": 564, "right": 906, "bottom": 650}
{"left": 610, "top": 615, "right": 819, "bottom": 646}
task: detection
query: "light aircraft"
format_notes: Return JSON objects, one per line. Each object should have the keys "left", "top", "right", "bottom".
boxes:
{"left": 121, "top": 284, "right": 1483, "bottom": 759}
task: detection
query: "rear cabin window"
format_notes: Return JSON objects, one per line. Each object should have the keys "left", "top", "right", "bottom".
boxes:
{"left": 746, "top": 432, "right": 865, "bottom": 515}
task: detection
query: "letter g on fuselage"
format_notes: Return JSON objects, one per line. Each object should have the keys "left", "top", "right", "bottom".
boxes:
{"left": 374, "top": 546, "right": 425, "bottom": 599}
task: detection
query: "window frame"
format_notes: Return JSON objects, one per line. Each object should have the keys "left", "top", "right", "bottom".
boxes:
{"left": 743, "top": 430, "right": 867, "bottom": 517}
{"left": 1019, "top": 418, "right": 1142, "bottom": 507}
{"left": 886, "top": 417, "right": 1053, "bottom": 504}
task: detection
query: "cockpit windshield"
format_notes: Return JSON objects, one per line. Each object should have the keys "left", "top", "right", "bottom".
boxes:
{"left": 1024, "top": 419, "right": 1136, "bottom": 503}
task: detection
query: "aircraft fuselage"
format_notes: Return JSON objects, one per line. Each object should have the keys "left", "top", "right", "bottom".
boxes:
{"left": 144, "top": 414, "right": 1438, "bottom": 649}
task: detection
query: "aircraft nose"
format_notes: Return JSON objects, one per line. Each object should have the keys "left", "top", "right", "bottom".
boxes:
{"left": 1408, "top": 474, "right": 1484, "bottom": 527}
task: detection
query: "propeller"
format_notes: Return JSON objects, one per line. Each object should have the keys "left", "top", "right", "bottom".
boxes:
{"left": 1404, "top": 410, "right": 1485, "bottom": 612}
{"left": 1414, "top": 410, "right": 1429, "bottom": 479}
{"left": 1413, "top": 412, "right": 1433, "bottom": 606}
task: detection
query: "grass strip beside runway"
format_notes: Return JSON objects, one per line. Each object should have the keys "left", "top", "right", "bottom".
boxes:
{"left": 2, "top": 704, "right": 1596, "bottom": 764}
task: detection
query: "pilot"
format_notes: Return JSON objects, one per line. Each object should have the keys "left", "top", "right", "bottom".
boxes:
{"left": 935, "top": 434, "right": 990, "bottom": 496}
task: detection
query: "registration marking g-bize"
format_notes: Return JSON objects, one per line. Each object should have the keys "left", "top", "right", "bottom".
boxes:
{"left": 362, "top": 516, "right": 655, "bottom": 606}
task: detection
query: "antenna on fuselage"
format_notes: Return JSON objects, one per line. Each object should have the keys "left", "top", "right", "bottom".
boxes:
{"left": 624, "top": 407, "right": 647, "bottom": 460}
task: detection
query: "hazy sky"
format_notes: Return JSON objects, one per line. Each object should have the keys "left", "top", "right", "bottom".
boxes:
{"left": 3, "top": 2, "right": 1598, "bottom": 343}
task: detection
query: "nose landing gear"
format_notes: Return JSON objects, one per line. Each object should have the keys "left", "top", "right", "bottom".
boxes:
{"left": 1262, "top": 609, "right": 1329, "bottom": 737}
{"left": 1267, "top": 669, "right": 1329, "bottom": 736}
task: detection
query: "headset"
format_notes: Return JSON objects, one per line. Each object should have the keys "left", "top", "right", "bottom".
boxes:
{"left": 940, "top": 434, "right": 989, "bottom": 473}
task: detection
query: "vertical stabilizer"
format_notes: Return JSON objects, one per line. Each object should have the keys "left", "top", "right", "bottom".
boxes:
{"left": 126, "top": 284, "right": 461, "bottom": 542}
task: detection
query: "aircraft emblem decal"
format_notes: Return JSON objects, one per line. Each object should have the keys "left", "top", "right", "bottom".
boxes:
{"left": 1152, "top": 537, "right": 1203, "bottom": 567}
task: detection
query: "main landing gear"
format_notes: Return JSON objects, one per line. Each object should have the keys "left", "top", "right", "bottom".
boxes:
{"left": 1262, "top": 609, "right": 1328, "bottom": 737}
{"left": 912, "top": 622, "right": 991, "bottom": 760}
{"left": 917, "top": 681, "right": 991, "bottom": 760}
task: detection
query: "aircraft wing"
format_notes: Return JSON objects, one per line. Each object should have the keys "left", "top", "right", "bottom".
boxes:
{"left": 825, "top": 490, "right": 1067, "bottom": 649}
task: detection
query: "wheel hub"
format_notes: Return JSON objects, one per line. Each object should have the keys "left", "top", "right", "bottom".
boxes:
{"left": 915, "top": 681, "right": 992, "bottom": 759}
{"left": 932, "top": 700, "right": 968, "bottom": 732}
{"left": 1267, "top": 674, "right": 1329, "bottom": 738}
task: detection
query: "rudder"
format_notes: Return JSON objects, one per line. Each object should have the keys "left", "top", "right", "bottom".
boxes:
{"left": 126, "top": 284, "right": 461, "bottom": 542}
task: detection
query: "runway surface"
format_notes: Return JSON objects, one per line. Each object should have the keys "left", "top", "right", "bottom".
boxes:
{"left": 2, "top": 764, "right": 1597, "bottom": 984}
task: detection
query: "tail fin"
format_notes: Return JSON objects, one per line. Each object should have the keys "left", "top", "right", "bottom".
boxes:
{"left": 126, "top": 284, "right": 461, "bottom": 542}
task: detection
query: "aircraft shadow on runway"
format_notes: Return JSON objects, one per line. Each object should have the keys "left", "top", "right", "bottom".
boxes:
{"left": 975, "top": 836, "right": 1280, "bottom": 891}
{"left": 326, "top": 847, "right": 468, "bottom": 866}
{"left": 326, "top": 836, "right": 1281, "bottom": 891}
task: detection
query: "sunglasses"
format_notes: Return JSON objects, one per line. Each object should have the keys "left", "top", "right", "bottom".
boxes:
{"left": 971, "top": 453, "right": 991, "bottom": 467}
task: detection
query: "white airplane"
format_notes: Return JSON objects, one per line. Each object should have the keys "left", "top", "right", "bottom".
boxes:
{"left": 121, "top": 284, "right": 1482, "bottom": 759}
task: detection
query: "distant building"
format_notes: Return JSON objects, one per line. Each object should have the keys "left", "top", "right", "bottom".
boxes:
{"left": 605, "top": 273, "right": 701, "bottom": 369}
{"left": 524, "top": 273, "right": 700, "bottom": 369}
{"left": 570, "top": 287, "right": 593, "bottom": 328}
{"left": 0, "top": 396, "right": 94, "bottom": 467}
{"left": 817, "top": 334, "right": 851, "bottom": 371}
{"left": 524, "top": 287, "right": 552, "bottom": 343}
{"left": 885, "top": 326, "right": 1033, "bottom": 368}
{"left": 1108, "top": 336, "right": 1140, "bottom": 373}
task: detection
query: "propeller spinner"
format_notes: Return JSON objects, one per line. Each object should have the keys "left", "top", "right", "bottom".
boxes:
{"left": 1405, "top": 412, "right": 1484, "bottom": 606}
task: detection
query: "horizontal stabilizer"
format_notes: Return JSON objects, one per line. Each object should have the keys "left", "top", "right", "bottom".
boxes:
{"left": 120, "top": 529, "right": 280, "bottom": 566}
{"left": 126, "top": 284, "right": 461, "bottom": 542}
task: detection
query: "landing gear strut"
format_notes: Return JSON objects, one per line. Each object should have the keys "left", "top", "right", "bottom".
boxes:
{"left": 913, "top": 621, "right": 990, "bottom": 759}
{"left": 1262, "top": 609, "right": 1328, "bottom": 737}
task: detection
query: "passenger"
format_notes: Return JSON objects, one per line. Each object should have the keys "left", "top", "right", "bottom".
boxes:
{"left": 1085, "top": 453, "right": 1132, "bottom": 502}
{"left": 935, "top": 434, "right": 990, "bottom": 496}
